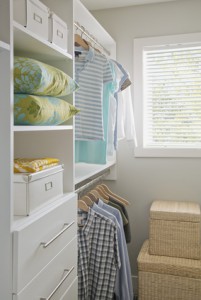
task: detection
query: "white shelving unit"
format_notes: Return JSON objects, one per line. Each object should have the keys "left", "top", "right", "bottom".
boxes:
{"left": 0, "top": 1, "right": 12, "bottom": 298}
{"left": 75, "top": 161, "right": 116, "bottom": 185}
{"left": 13, "top": 125, "right": 73, "bottom": 132}
{"left": 0, "top": 40, "right": 10, "bottom": 51}
{"left": 14, "top": 21, "right": 73, "bottom": 60}
{"left": 0, "top": 0, "right": 117, "bottom": 298}
{"left": 74, "top": 0, "right": 117, "bottom": 185}
{"left": 74, "top": 0, "right": 116, "bottom": 58}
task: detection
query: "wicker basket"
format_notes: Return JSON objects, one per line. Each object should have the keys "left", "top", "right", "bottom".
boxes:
{"left": 138, "top": 240, "right": 201, "bottom": 300}
{"left": 149, "top": 200, "right": 201, "bottom": 259}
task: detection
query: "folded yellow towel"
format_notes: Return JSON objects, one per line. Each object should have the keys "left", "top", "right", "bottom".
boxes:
{"left": 14, "top": 158, "right": 59, "bottom": 173}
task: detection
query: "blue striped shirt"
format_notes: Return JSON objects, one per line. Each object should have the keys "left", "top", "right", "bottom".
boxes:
{"left": 75, "top": 47, "right": 113, "bottom": 141}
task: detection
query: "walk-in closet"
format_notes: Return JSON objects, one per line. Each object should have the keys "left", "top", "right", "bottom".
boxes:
{"left": 1, "top": 0, "right": 201, "bottom": 299}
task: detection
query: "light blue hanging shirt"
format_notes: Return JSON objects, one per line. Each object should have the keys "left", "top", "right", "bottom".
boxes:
{"left": 94, "top": 200, "right": 134, "bottom": 300}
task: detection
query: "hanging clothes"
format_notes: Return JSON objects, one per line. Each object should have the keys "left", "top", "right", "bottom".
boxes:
{"left": 74, "top": 46, "right": 113, "bottom": 141}
{"left": 110, "top": 61, "right": 137, "bottom": 151}
{"left": 78, "top": 184, "right": 133, "bottom": 300}
{"left": 74, "top": 44, "right": 137, "bottom": 164}
{"left": 117, "top": 85, "right": 138, "bottom": 147}
{"left": 96, "top": 199, "right": 133, "bottom": 300}
{"left": 78, "top": 207, "right": 121, "bottom": 300}
{"left": 75, "top": 58, "right": 130, "bottom": 164}
{"left": 107, "top": 60, "right": 126, "bottom": 158}
{"left": 108, "top": 196, "right": 132, "bottom": 243}
{"left": 75, "top": 81, "right": 112, "bottom": 164}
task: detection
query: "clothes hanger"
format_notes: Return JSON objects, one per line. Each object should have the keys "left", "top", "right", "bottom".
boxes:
{"left": 83, "top": 30, "right": 92, "bottom": 48}
{"left": 74, "top": 33, "right": 89, "bottom": 50}
{"left": 100, "top": 184, "right": 130, "bottom": 206}
{"left": 78, "top": 199, "right": 89, "bottom": 212}
{"left": 90, "top": 188, "right": 109, "bottom": 204}
{"left": 95, "top": 185, "right": 109, "bottom": 201}
{"left": 80, "top": 195, "right": 93, "bottom": 207}
{"left": 82, "top": 29, "right": 102, "bottom": 54}
{"left": 87, "top": 190, "right": 99, "bottom": 202}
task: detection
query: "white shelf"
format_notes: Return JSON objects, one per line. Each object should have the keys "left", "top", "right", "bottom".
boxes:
{"left": 74, "top": 0, "right": 116, "bottom": 58}
{"left": 74, "top": 1, "right": 115, "bottom": 47}
{"left": 12, "top": 192, "right": 75, "bottom": 230}
{"left": 75, "top": 161, "right": 116, "bottom": 185}
{"left": 0, "top": 40, "right": 10, "bottom": 52}
{"left": 13, "top": 125, "right": 73, "bottom": 132}
{"left": 13, "top": 21, "right": 72, "bottom": 61}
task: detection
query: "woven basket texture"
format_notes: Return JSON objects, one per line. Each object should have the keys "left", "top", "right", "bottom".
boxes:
{"left": 150, "top": 200, "right": 201, "bottom": 222}
{"left": 138, "top": 241, "right": 201, "bottom": 300}
{"left": 138, "top": 271, "right": 201, "bottom": 300}
{"left": 138, "top": 240, "right": 201, "bottom": 279}
{"left": 149, "top": 200, "right": 201, "bottom": 259}
{"left": 149, "top": 218, "right": 200, "bottom": 259}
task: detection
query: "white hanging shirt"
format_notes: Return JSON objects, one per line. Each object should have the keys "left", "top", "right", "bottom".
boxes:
{"left": 117, "top": 85, "right": 138, "bottom": 147}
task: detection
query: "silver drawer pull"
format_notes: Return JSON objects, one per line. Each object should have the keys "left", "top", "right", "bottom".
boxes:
{"left": 40, "top": 266, "right": 74, "bottom": 300}
{"left": 41, "top": 221, "right": 75, "bottom": 248}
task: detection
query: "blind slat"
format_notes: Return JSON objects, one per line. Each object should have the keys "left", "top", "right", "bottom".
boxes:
{"left": 144, "top": 44, "right": 201, "bottom": 147}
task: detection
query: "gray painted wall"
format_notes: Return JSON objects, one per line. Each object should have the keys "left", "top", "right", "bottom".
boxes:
{"left": 91, "top": 0, "right": 201, "bottom": 285}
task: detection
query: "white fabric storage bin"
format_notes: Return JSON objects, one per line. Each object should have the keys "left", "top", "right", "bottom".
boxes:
{"left": 14, "top": 165, "right": 64, "bottom": 216}
{"left": 13, "top": 0, "right": 49, "bottom": 40}
{"left": 48, "top": 12, "right": 68, "bottom": 51}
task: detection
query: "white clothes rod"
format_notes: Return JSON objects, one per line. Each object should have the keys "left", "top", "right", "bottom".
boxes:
{"left": 74, "top": 21, "right": 111, "bottom": 56}
{"left": 75, "top": 169, "right": 110, "bottom": 194}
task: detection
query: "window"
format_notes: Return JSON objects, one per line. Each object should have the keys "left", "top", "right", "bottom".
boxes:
{"left": 134, "top": 33, "right": 201, "bottom": 157}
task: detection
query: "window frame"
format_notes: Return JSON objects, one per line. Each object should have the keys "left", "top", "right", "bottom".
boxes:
{"left": 133, "top": 32, "right": 201, "bottom": 157}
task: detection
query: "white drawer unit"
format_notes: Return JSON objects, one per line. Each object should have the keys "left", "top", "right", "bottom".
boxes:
{"left": 12, "top": 193, "right": 77, "bottom": 294}
{"left": 49, "top": 12, "right": 68, "bottom": 51}
{"left": 13, "top": 0, "right": 49, "bottom": 40}
{"left": 13, "top": 237, "right": 77, "bottom": 300}
{"left": 60, "top": 277, "right": 78, "bottom": 300}
{"left": 14, "top": 165, "right": 64, "bottom": 216}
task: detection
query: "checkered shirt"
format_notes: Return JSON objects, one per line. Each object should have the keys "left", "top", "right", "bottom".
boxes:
{"left": 78, "top": 207, "right": 120, "bottom": 300}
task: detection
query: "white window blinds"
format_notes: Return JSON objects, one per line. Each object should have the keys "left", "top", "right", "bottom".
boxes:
{"left": 144, "top": 46, "right": 201, "bottom": 148}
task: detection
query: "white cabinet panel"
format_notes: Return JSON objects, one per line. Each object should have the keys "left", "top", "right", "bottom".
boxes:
{"left": 61, "top": 277, "right": 78, "bottom": 300}
{"left": 13, "top": 237, "right": 77, "bottom": 300}
{"left": 13, "top": 194, "right": 77, "bottom": 293}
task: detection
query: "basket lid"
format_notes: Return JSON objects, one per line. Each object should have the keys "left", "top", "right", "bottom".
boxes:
{"left": 138, "top": 240, "right": 201, "bottom": 279}
{"left": 150, "top": 200, "right": 201, "bottom": 222}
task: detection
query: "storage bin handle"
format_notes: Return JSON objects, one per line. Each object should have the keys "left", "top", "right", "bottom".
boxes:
{"left": 34, "top": 13, "right": 42, "bottom": 24}
{"left": 40, "top": 266, "right": 74, "bottom": 300}
{"left": 57, "top": 29, "right": 63, "bottom": 39}
{"left": 40, "top": 221, "right": 75, "bottom": 248}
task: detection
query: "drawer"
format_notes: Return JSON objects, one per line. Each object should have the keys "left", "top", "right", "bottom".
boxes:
{"left": 13, "top": 0, "right": 49, "bottom": 40}
{"left": 13, "top": 193, "right": 77, "bottom": 293}
{"left": 60, "top": 277, "right": 78, "bottom": 300}
{"left": 14, "top": 165, "right": 64, "bottom": 216}
{"left": 49, "top": 12, "right": 68, "bottom": 51}
{"left": 13, "top": 237, "right": 77, "bottom": 300}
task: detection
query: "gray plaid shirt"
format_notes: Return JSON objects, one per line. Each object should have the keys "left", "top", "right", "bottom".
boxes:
{"left": 78, "top": 208, "right": 120, "bottom": 300}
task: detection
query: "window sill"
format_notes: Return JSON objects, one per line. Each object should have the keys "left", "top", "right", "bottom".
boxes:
{"left": 134, "top": 147, "right": 201, "bottom": 158}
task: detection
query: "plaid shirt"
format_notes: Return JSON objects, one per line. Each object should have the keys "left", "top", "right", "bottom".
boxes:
{"left": 78, "top": 208, "right": 120, "bottom": 300}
